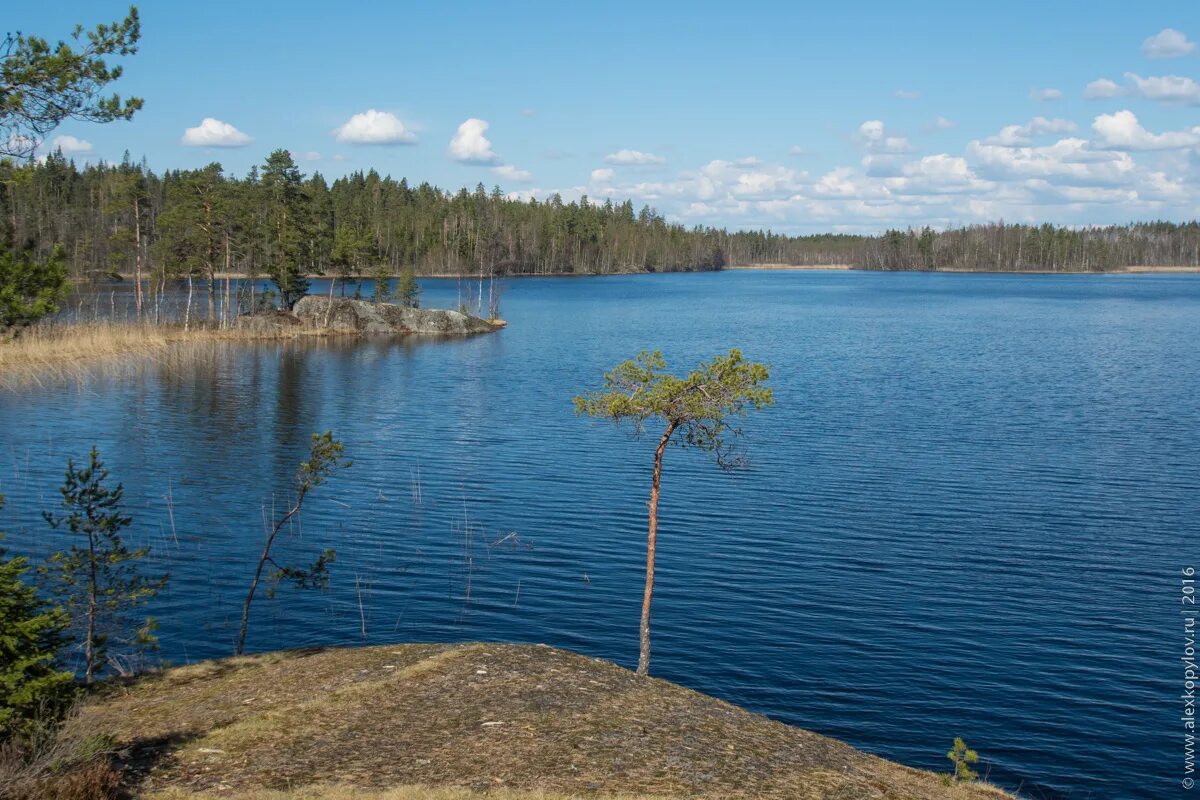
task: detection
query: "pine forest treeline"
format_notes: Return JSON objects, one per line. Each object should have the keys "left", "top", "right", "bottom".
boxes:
{"left": 2, "top": 150, "right": 1199, "bottom": 304}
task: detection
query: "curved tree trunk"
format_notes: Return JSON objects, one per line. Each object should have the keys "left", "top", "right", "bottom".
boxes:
{"left": 639, "top": 421, "right": 676, "bottom": 676}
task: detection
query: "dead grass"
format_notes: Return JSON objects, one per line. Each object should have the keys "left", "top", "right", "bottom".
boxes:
{"left": 0, "top": 322, "right": 322, "bottom": 389}
{"left": 71, "top": 643, "right": 1014, "bottom": 800}
{"left": 145, "top": 784, "right": 667, "bottom": 800}
{"left": 0, "top": 709, "right": 123, "bottom": 800}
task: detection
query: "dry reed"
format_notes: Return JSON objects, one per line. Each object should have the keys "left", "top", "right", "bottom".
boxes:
{"left": 0, "top": 322, "right": 323, "bottom": 389}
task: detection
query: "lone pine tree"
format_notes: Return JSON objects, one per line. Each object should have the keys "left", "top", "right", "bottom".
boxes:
{"left": 575, "top": 349, "right": 772, "bottom": 675}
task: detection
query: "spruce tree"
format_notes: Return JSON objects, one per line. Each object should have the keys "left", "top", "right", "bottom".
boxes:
{"left": 0, "top": 246, "right": 68, "bottom": 332}
{"left": 0, "top": 495, "right": 75, "bottom": 738}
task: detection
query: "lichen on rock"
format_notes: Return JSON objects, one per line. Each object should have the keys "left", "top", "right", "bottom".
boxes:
{"left": 237, "top": 297, "right": 500, "bottom": 336}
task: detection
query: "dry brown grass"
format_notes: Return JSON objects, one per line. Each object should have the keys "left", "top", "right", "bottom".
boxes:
{"left": 0, "top": 710, "right": 123, "bottom": 800}
{"left": 0, "top": 322, "right": 320, "bottom": 389}
{"left": 72, "top": 643, "right": 1014, "bottom": 800}
{"left": 145, "top": 784, "right": 665, "bottom": 800}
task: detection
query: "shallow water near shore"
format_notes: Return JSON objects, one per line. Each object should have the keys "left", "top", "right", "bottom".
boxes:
{"left": 1, "top": 269, "right": 1196, "bottom": 799}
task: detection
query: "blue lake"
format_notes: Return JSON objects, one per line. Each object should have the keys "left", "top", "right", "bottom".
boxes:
{"left": 1, "top": 270, "right": 1196, "bottom": 799}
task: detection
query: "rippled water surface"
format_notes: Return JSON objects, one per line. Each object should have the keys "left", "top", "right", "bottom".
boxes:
{"left": 1, "top": 270, "right": 1196, "bottom": 799}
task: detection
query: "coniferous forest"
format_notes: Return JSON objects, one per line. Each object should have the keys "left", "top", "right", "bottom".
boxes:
{"left": 3, "top": 149, "right": 1200, "bottom": 311}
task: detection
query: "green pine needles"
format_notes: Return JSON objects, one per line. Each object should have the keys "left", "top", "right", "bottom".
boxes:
{"left": 0, "top": 246, "right": 68, "bottom": 332}
{"left": 946, "top": 737, "right": 980, "bottom": 783}
{"left": 237, "top": 432, "right": 350, "bottom": 656}
{"left": 40, "top": 448, "right": 166, "bottom": 684}
{"left": 0, "top": 497, "right": 76, "bottom": 738}
{"left": 575, "top": 349, "right": 772, "bottom": 675}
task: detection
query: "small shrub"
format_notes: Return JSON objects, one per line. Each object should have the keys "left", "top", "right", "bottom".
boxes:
{"left": 946, "top": 736, "right": 979, "bottom": 783}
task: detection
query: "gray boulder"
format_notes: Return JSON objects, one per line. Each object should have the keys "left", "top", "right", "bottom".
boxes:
{"left": 234, "top": 309, "right": 304, "bottom": 334}
{"left": 291, "top": 296, "right": 499, "bottom": 335}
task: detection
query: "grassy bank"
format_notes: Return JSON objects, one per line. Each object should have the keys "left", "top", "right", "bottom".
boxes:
{"left": 27, "top": 642, "right": 1013, "bottom": 800}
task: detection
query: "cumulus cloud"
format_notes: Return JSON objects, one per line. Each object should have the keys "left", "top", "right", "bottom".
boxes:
{"left": 856, "top": 120, "right": 912, "bottom": 153}
{"left": 983, "top": 117, "right": 1077, "bottom": 146}
{"left": 933, "top": 116, "right": 956, "bottom": 130}
{"left": 967, "top": 137, "right": 1136, "bottom": 185}
{"left": 604, "top": 149, "right": 666, "bottom": 166}
{"left": 1084, "top": 78, "right": 1125, "bottom": 99}
{"left": 1142, "top": 28, "right": 1196, "bottom": 59}
{"left": 521, "top": 101, "right": 1200, "bottom": 231}
{"left": 1124, "top": 72, "right": 1200, "bottom": 105}
{"left": 50, "top": 135, "right": 93, "bottom": 155}
{"left": 1030, "top": 87, "right": 1063, "bottom": 102}
{"left": 181, "top": 118, "right": 252, "bottom": 147}
{"left": 448, "top": 118, "right": 501, "bottom": 165}
{"left": 333, "top": 110, "right": 417, "bottom": 145}
{"left": 1091, "top": 110, "right": 1200, "bottom": 150}
{"left": 493, "top": 164, "right": 533, "bottom": 182}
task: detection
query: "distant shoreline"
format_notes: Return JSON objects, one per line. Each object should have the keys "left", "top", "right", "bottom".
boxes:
{"left": 106, "top": 263, "right": 1200, "bottom": 285}
{"left": 725, "top": 263, "right": 1200, "bottom": 275}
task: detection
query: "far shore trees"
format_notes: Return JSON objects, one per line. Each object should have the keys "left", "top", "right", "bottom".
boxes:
{"left": 40, "top": 448, "right": 166, "bottom": 683}
{"left": 154, "top": 163, "right": 228, "bottom": 323}
{"left": 575, "top": 349, "right": 772, "bottom": 675}
{"left": 237, "top": 432, "right": 350, "bottom": 656}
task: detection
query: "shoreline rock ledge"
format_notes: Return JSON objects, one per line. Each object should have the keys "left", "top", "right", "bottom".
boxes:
{"left": 240, "top": 296, "right": 501, "bottom": 336}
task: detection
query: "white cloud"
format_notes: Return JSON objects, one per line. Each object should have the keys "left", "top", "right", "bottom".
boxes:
{"left": 895, "top": 89, "right": 921, "bottom": 99}
{"left": 300, "top": 151, "right": 322, "bottom": 162}
{"left": 1030, "top": 88, "right": 1063, "bottom": 102}
{"left": 1084, "top": 78, "right": 1125, "bottom": 99}
{"left": 333, "top": 110, "right": 417, "bottom": 145}
{"left": 180, "top": 118, "right": 252, "bottom": 147}
{"left": 1142, "top": 28, "right": 1196, "bottom": 59}
{"left": 856, "top": 120, "right": 912, "bottom": 153}
{"left": 1125, "top": 72, "right": 1200, "bottom": 105}
{"left": 50, "top": 135, "right": 93, "bottom": 155}
{"left": 967, "top": 137, "right": 1136, "bottom": 185}
{"left": 604, "top": 149, "right": 666, "bottom": 166}
{"left": 983, "top": 117, "right": 1077, "bottom": 146}
{"left": 448, "top": 118, "right": 501, "bottom": 165}
{"left": 492, "top": 164, "right": 532, "bottom": 182}
{"left": 590, "top": 167, "right": 615, "bottom": 182}
{"left": 4, "top": 134, "right": 36, "bottom": 155}
{"left": 934, "top": 116, "right": 956, "bottom": 130}
{"left": 1091, "top": 110, "right": 1200, "bottom": 150}
{"left": 787, "top": 145, "right": 810, "bottom": 156}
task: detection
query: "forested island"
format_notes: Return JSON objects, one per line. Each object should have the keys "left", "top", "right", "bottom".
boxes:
{"left": 4, "top": 153, "right": 1198, "bottom": 306}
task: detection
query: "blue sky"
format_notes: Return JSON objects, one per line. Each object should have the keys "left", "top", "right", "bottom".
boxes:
{"left": 11, "top": 0, "right": 1200, "bottom": 232}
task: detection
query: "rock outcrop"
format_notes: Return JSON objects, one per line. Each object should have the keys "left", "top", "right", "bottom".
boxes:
{"left": 70, "top": 643, "right": 1015, "bottom": 799}
{"left": 238, "top": 296, "right": 500, "bottom": 336}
